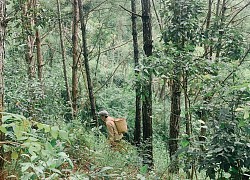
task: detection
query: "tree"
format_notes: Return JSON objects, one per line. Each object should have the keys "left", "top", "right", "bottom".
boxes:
{"left": 34, "top": 0, "right": 43, "bottom": 89}
{"left": 78, "top": 0, "right": 97, "bottom": 125}
{"left": 141, "top": 0, "right": 153, "bottom": 169}
{"left": 0, "top": 0, "right": 5, "bottom": 176}
{"left": 56, "top": 0, "right": 73, "bottom": 119}
{"left": 167, "top": 1, "right": 182, "bottom": 172}
{"left": 72, "top": 0, "right": 79, "bottom": 117}
{"left": 160, "top": 0, "right": 203, "bottom": 172}
{"left": 131, "top": 0, "right": 141, "bottom": 147}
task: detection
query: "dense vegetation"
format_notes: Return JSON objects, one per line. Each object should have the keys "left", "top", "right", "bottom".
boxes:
{"left": 0, "top": 0, "right": 250, "bottom": 179}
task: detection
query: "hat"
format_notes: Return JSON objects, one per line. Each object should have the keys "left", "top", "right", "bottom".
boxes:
{"left": 98, "top": 110, "right": 109, "bottom": 116}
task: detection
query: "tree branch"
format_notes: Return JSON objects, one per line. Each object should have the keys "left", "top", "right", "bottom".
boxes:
{"left": 226, "top": 1, "right": 250, "bottom": 27}
{"left": 221, "top": 46, "right": 250, "bottom": 84}
{"left": 119, "top": 5, "right": 142, "bottom": 17}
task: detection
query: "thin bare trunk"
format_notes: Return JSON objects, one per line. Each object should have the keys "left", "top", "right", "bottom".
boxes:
{"left": 0, "top": 0, "right": 5, "bottom": 176}
{"left": 141, "top": 0, "right": 153, "bottom": 169}
{"left": 35, "top": 30, "right": 43, "bottom": 85}
{"left": 23, "top": 1, "right": 35, "bottom": 80}
{"left": 131, "top": 0, "right": 141, "bottom": 147}
{"left": 56, "top": 0, "right": 73, "bottom": 119}
{"left": 204, "top": 0, "right": 212, "bottom": 59}
{"left": 21, "top": 0, "right": 36, "bottom": 117}
{"left": 215, "top": 0, "right": 226, "bottom": 58}
{"left": 78, "top": 0, "right": 97, "bottom": 125}
{"left": 72, "top": 0, "right": 79, "bottom": 117}
{"left": 35, "top": 0, "right": 43, "bottom": 87}
{"left": 183, "top": 70, "right": 191, "bottom": 136}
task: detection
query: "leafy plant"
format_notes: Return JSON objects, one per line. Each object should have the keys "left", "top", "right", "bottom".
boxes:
{"left": 0, "top": 112, "right": 73, "bottom": 179}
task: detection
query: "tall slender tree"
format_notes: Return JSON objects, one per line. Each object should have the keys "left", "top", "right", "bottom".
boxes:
{"left": 56, "top": 0, "right": 73, "bottom": 119}
{"left": 72, "top": 0, "right": 79, "bottom": 117}
{"left": 131, "top": 0, "right": 141, "bottom": 146}
{"left": 78, "top": 0, "right": 97, "bottom": 125}
{"left": 141, "top": 0, "right": 153, "bottom": 169}
{"left": 20, "top": 0, "right": 36, "bottom": 118}
{"left": 0, "top": 0, "right": 5, "bottom": 176}
{"left": 21, "top": 0, "right": 36, "bottom": 81}
{"left": 34, "top": 0, "right": 44, "bottom": 89}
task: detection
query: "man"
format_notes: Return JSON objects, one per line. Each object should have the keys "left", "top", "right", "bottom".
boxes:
{"left": 98, "top": 110, "right": 123, "bottom": 146}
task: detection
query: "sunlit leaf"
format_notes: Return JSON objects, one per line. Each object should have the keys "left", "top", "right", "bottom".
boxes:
{"left": 37, "top": 123, "right": 44, "bottom": 130}
{"left": 243, "top": 107, "right": 249, "bottom": 119}
{"left": 59, "top": 130, "right": 68, "bottom": 140}
{"left": 50, "top": 126, "right": 59, "bottom": 139}
{"left": 11, "top": 151, "right": 19, "bottom": 160}
{"left": 0, "top": 126, "right": 7, "bottom": 133}
{"left": 44, "top": 124, "right": 50, "bottom": 133}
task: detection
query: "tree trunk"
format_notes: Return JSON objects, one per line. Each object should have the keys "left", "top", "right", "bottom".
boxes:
{"left": 78, "top": 0, "right": 97, "bottom": 125}
{"left": 183, "top": 69, "right": 191, "bottom": 136}
{"left": 72, "top": 0, "right": 79, "bottom": 117}
{"left": 168, "top": 0, "right": 183, "bottom": 173}
{"left": 215, "top": 0, "right": 226, "bottom": 58}
{"left": 22, "top": 1, "right": 36, "bottom": 80}
{"left": 141, "top": 0, "right": 153, "bottom": 169}
{"left": 0, "top": 0, "right": 5, "bottom": 176}
{"left": 131, "top": 0, "right": 141, "bottom": 147}
{"left": 21, "top": 0, "right": 36, "bottom": 117}
{"left": 34, "top": 0, "right": 43, "bottom": 87}
{"left": 35, "top": 30, "right": 43, "bottom": 86}
{"left": 56, "top": 0, "right": 73, "bottom": 119}
{"left": 204, "top": 0, "right": 212, "bottom": 59}
{"left": 169, "top": 65, "right": 181, "bottom": 168}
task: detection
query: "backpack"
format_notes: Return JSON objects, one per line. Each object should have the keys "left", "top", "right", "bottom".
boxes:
{"left": 114, "top": 118, "right": 128, "bottom": 134}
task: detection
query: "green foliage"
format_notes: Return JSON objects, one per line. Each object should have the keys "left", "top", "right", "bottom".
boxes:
{"left": 1, "top": 113, "right": 73, "bottom": 179}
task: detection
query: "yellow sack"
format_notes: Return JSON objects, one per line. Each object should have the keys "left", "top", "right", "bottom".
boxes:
{"left": 114, "top": 118, "right": 128, "bottom": 134}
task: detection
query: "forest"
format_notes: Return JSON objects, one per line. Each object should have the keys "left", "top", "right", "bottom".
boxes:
{"left": 0, "top": 0, "right": 250, "bottom": 179}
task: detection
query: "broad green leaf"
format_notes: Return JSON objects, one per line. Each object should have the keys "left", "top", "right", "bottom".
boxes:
{"left": 33, "top": 165, "right": 44, "bottom": 174}
{"left": 11, "top": 151, "right": 19, "bottom": 160}
{"left": 180, "top": 139, "right": 189, "bottom": 147}
{"left": 37, "top": 123, "right": 44, "bottom": 130}
{"left": 50, "top": 126, "right": 59, "bottom": 139}
{"left": 140, "top": 165, "right": 148, "bottom": 175}
{"left": 0, "top": 126, "right": 7, "bottom": 133}
{"left": 47, "top": 158, "right": 57, "bottom": 168}
{"left": 28, "top": 137, "right": 39, "bottom": 142}
{"left": 21, "top": 163, "right": 33, "bottom": 172}
{"left": 45, "top": 142, "right": 53, "bottom": 152}
{"left": 22, "top": 142, "right": 32, "bottom": 148}
{"left": 30, "top": 155, "right": 38, "bottom": 162}
{"left": 244, "top": 107, "right": 249, "bottom": 119}
{"left": 59, "top": 130, "right": 68, "bottom": 140}
{"left": 2, "top": 115, "right": 13, "bottom": 123}
{"left": 238, "top": 120, "right": 246, "bottom": 128}
{"left": 16, "top": 136, "right": 28, "bottom": 141}
{"left": 57, "top": 152, "right": 68, "bottom": 158}
{"left": 44, "top": 124, "right": 51, "bottom": 133}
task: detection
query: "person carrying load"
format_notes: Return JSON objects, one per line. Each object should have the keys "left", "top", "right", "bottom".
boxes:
{"left": 98, "top": 110, "right": 127, "bottom": 148}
